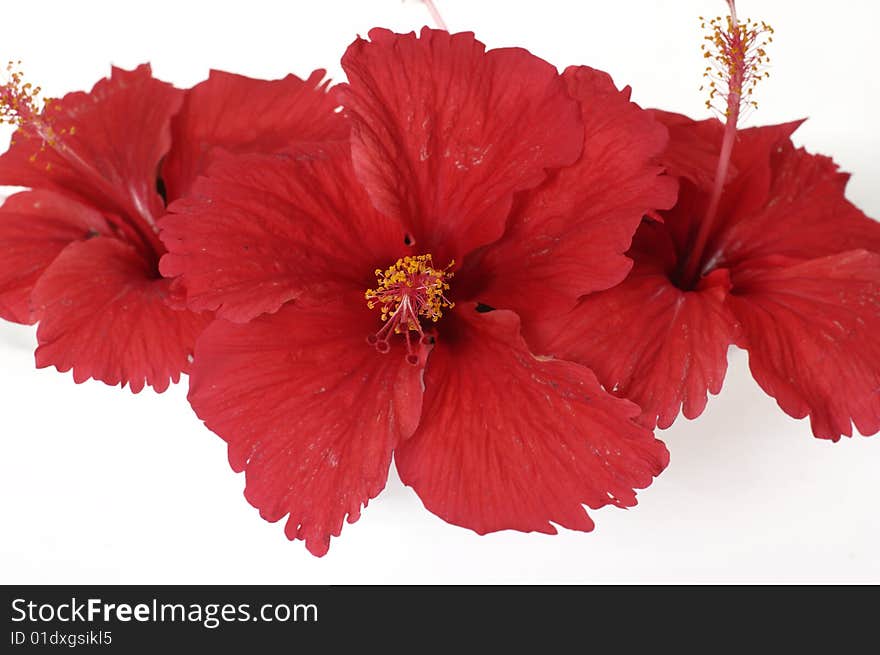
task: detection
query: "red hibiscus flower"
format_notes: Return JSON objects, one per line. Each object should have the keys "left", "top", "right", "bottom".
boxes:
{"left": 159, "top": 28, "right": 677, "bottom": 556}
{"left": 537, "top": 8, "right": 880, "bottom": 440}
{"left": 0, "top": 63, "right": 345, "bottom": 392}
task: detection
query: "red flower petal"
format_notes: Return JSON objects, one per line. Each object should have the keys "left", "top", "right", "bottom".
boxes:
{"left": 187, "top": 293, "right": 425, "bottom": 557}
{"left": 473, "top": 66, "right": 676, "bottom": 334}
{"left": 0, "top": 190, "right": 109, "bottom": 324}
{"left": 160, "top": 147, "right": 406, "bottom": 322}
{"left": 716, "top": 121, "right": 805, "bottom": 227}
{"left": 339, "top": 28, "right": 583, "bottom": 261}
{"left": 32, "top": 238, "right": 211, "bottom": 393}
{"left": 535, "top": 222, "right": 741, "bottom": 429}
{"left": 652, "top": 115, "right": 803, "bottom": 257}
{"left": 394, "top": 306, "right": 667, "bottom": 536}
{"left": 161, "top": 69, "right": 347, "bottom": 200}
{"left": 729, "top": 251, "right": 880, "bottom": 440}
{"left": 0, "top": 64, "right": 182, "bottom": 230}
{"left": 716, "top": 142, "right": 880, "bottom": 265}
{"left": 648, "top": 110, "right": 723, "bottom": 189}
{"left": 650, "top": 110, "right": 799, "bottom": 190}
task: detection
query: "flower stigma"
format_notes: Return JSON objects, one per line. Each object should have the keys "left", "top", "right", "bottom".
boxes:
{"left": 365, "top": 254, "right": 454, "bottom": 365}
{"left": 0, "top": 61, "right": 67, "bottom": 166}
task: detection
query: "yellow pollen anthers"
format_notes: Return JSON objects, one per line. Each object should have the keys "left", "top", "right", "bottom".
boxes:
{"left": 365, "top": 254, "right": 454, "bottom": 363}
{"left": 1, "top": 61, "right": 43, "bottom": 128}
{"left": 698, "top": 14, "right": 773, "bottom": 118}
{"left": 1, "top": 61, "right": 64, "bottom": 166}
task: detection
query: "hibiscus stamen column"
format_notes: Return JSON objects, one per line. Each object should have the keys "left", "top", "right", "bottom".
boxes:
{"left": 679, "top": 0, "right": 773, "bottom": 286}
{"left": 365, "top": 254, "right": 454, "bottom": 365}
{"left": 1, "top": 62, "right": 49, "bottom": 145}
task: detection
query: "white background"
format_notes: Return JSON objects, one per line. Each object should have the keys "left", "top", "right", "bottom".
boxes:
{"left": 1, "top": 0, "right": 878, "bottom": 583}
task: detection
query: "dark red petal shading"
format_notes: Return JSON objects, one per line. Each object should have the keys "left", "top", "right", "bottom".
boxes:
{"left": 0, "top": 65, "right": 182, "bottom": 230}
{"left": 474, "top": 66, "right": 676, "bottom": 333}
{"left": 729, "top": 251, "right": 880, "bottom": 440}
{"left": 714, "top": 142, "right": 880, "bottom": 266}
{"left": 535, "top": 222, "right": 741, "bottom": 429}
{"left": 0, "top": 190, "right": 109, "bottom": 324}
{"left": 32, "top": 238, "right": 211, "bottom": 393}
{"left": 162, "top": 69, "right": 348, "bottom": 200}
{"left": 187, "top": 292, "right": 425, "bottom": 557}
{"left": 160, "top": 147, "right": 405, "bottom": 323}
{"left": 395, "top": 306, "right": 667, "bottom": 536}
{"left": 339, "top": 27, "right": 583, "bottom": 261}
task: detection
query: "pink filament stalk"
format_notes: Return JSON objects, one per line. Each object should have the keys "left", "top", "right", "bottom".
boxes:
{"left": 423, "top": 0, "right": 449, "bottom": 31}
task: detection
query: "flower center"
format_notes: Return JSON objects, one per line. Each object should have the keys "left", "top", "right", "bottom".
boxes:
{"left": 365, "top": 254, "right": 454, "bottom": 365}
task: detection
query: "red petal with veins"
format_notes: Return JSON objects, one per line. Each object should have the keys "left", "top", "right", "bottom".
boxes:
{"left": 395, "top": 306, "right": 667, "bottom": 536}
{"left": 32, "top": 238, "right": 211, "bottom": 393}
{"left": 474, "top": 66, "right": 676, "bottom": 335}
{"left": 729, "top": 252, "right": 880, "bottom": 440}
{"left": 159, "top": 146, "right": 405, "bottom": 322}
{"left": 650, "top": 110, "right": 799, "bottom": 191}
{"left": 0, "top": 190, "right": 109, "bottom": 324}
{"left": 715, "top": 141, "right": 880, "bottom": 266}
{"left": 0, "top": 64, "right": 182, "bottom": 230}
{"left": 651, "top": 113, "right": 803, "bottom": 258}
{"left": 715, "top": 121, "right": 805, "bottom": 229}
{"left": 188, "top": 293, "right": 425, "bottom": 557}
{"left": 536, "top": 222, "right": 741, "bottom": 429}
{"left": 339, "top": 27, "right": 583, "bottom": 262}
{"left": 162, "top": 69, "right": 347, "bottom": 200}
{"left": 647, "top": 110, "right": 723, "bottom": 190}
